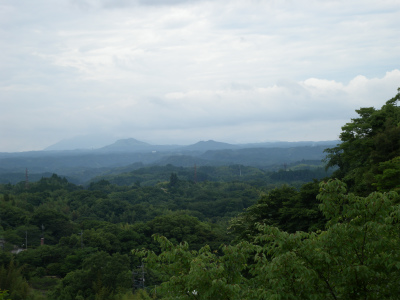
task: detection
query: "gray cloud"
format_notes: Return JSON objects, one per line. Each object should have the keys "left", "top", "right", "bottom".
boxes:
{"left": 1, "top": 0, "right": 400, "bottom": 151}
{"left": 68, "top": 0, "right": 203, "bottom": 10}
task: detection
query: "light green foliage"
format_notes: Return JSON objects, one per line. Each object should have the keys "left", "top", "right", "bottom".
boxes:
{"left": 138, "top": 179, "right": 400, "bottom": 300}
{"left": 248, "top": 179, "right": 400, "bottom": 299}
{"left": 135, "top": 235, "right": 250, "bottom": 300}
{"left": 0, "top": 290, "right": 11, "bottom": 300}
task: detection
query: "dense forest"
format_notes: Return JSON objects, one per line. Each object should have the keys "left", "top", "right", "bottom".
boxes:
{"left": 1, "top": 89, "right": 399, "bottom": 299}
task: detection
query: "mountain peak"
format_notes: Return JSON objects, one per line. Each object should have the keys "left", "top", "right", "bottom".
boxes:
{"left": 183, "top": 140, "right": 236, "bottom": 151}
{"left": 98, "top": 138, "right": 151, "bottom": 152}
{"left": 112, "top": 138, "right": 150, "bottom": 146}
{"left": 44, "top": 134, "right": 120, "bottom": 151}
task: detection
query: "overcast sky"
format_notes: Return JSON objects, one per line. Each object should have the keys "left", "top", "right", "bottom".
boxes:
{"left": 1, "top": 0, "right": 400, "bottom": 152}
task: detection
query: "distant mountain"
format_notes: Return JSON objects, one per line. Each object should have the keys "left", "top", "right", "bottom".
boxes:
{"left": 98, "top": 138, "right": 152, "bottom": 152}
{"left": 44, "top": 135, "right": 339, "bottom": 153}
{"left": 181, "top": 140, "right": 238, "bottom": 152}
{"left": 44, "top": 134, "right": 121, "bottom": 151}
{"left": 98, "top": 138, "right": 240, "bottom": 153}
{"left": 98, "top": 138, "right": 180, "bottom": 153}
{"left": 98, "top": 139, "right": 238, "bottom": 153}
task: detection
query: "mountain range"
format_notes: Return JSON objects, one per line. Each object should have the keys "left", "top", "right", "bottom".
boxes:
{"left": 43, "top": 135, "right": 339, "bottom": 153}
{"left": 0, "top": 137, "right": 339, "bottom": 184}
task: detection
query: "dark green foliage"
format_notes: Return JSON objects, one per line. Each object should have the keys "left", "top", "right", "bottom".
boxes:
{"left": 0, "top": 260, "right": 30, "bottom": 300}
{"left": 0, "top": 172, "right": 265, "bottom": 298}
{"left": 169, "top": 173, "right": 179, "bottom": 187}
{"left": 49, "top": 251, "right": 132, "bottom": 300}
{"left": 146, "top": 212, "right": 227, "bottom": 250}
{"left": 229, "top": 180, "right": 325, "bottom": 240}
{"left": 325, "top": 90, "right": 400, "bottom": 194}
{"left": 28, "top": 276, "right": 59, "bottom": 292}
{"left": 16, "top": 244, "right": 70, "bottom": 277}
{"left": 373, "top": 156, "right": 400, "bottom": 192}
{"left": 0, "top": 205, "right": 28, "bottom": 231}
{"left": 0, "top": 253, "right": 12, "bottom": 270}
{"left": 29, "top": 208, "right": 75, "bottom": 244}
{"left": 25, "top": 174, "right": 80, "bottom": 193}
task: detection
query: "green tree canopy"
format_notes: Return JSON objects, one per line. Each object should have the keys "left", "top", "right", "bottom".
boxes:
{"left": 137, "top": 179, "right": 400, "bottom": 300}
{"left": 324, "top": 88, "right": 400, "bottom": 194}
{"left": 229, "top": 181, "right": 325, "bottom": 240}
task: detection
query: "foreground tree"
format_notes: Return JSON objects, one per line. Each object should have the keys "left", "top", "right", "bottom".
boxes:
{"left": 249, "top": 179, "right": 400, "bottom": 300}
{"left": 135, "top": 236, "right": 250, "bottom": 300}
{"left": 136, "top": 179, "right": 400, "bottom": 299}
{"left": 324, "top": 88, "right": 400, "bottom": 194}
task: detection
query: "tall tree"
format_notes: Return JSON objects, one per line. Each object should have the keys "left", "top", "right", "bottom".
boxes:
{"left": 248, "top": 179, "right": 400, "bottom": 300}
{"left": 324, "top": 88, "right": 400, "bottom": 194}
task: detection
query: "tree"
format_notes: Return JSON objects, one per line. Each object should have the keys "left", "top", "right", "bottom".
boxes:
{"left": 0, "top": 290, "right": 11, "bottom": 300}
{"left": 49, "top": 251, "right": 131, "bottom": 300}
{"left": 229, "top": 182, "right": 325, "bottom": 240}
{"left": 0, "top": 260, "right": 30, "bottom": 300}
{"left": 228, "top": 185, "right": 298, "bottom": 241}
{"left": 324, "top": 88, "right": 400, "bottom": 194}
{"left": 29, "top": 208, "right": 76, "bottom": 244}
{"left": 146, "top": 212, "right": 223, "bottom": 250}
{"left": 135, "top": 235, "right": 250, "bottom": 300}
{"left": 169, "top": 173, "right": 179, "bottom": 187}
{"left": 373, "top": 156, "right": 400, "bottom": 192}
{"left": 247, "top": 179, "right": 400, "bottom": 299}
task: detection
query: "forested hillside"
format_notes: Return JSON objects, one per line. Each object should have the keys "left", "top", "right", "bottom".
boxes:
{"left": 0, "top": 89, "right": 399, "bottom": 299}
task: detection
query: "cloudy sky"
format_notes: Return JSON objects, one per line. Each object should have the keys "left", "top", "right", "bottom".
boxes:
{"left": 1, "top": 0, "right": 400, "bottom": 152}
